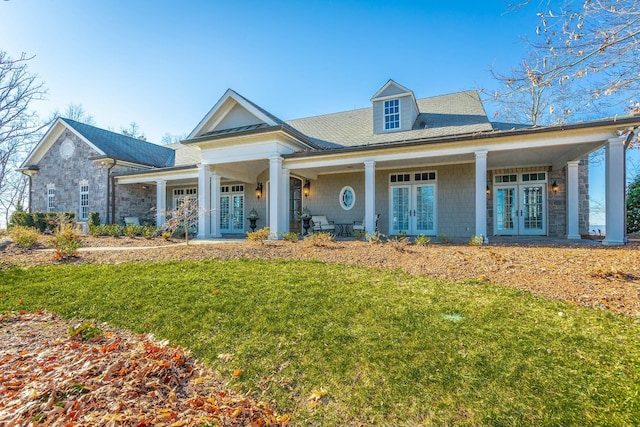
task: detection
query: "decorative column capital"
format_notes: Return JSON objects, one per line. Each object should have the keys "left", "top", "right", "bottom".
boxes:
{"left": 475, "top": 150, "right": 488, "bottom": 159}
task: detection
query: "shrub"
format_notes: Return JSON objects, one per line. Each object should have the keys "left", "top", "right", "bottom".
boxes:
{"left": 367, "top": 231, "right": 384, "bottom": 243}
{"left": 282, "top": 231, "right": 300, "bottom": 242}
{"left": 414, "top": 234, "right": 431, "bottom": 246}
{"left": 123, "top": 224, "right": 143, "bottom": 238}
{"left": 51, "top": 223, "right": 82, "bottom": 260}
{"left": 9, "top": 226, "right": 39, "bottom": 249}
{"left": 353, "top": 230, "right": 366, "bottom": 241}
{"left": 141, "top": 225, "right": 157, "bottom": 239}
{"left": 469, "top": 235, "right": 484, "bottom": 246}
{"left": 246, "top": 227, "right": 271, "bottom": 244}
{"left": 437, "top": 233, "right": 450, "bottom": 244}
{"left": 161, "top": 231, "right": 172, "bottom": 241}
{"left": 303, "top": 231, "right": 334, "bottom": 247}
{"left": 88, "top": 224, "right": 104, "bottom": 236}
{"left": 105, "top": 224, "right": 122, "bottom": 238}
{"left": 388, "top": 233, "right": 410, "bottom": 252}
{"left": 88, "top": 212, "right": 101, "bottom": 227}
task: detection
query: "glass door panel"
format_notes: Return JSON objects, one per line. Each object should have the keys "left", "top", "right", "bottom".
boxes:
{"left": 495, "top": 187, "right": 517, "bottom": 235}
{"left": 231, "top": 195, "right": 244, "bottom": 232}
{"left": 391, "top": 186, "right": 410, "bottom": 233}
{"left": 220, "top": 195, "right": 230, "bottom": 232}
{"left": 520, "top": 185, "right": 545, "bottom": 234}
{"left": 414, "top": 185, "right": 435, "bottom": 234}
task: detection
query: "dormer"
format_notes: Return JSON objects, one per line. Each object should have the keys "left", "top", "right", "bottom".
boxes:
{"left": 370, "top": 80, "right": 419, "bottom": 134}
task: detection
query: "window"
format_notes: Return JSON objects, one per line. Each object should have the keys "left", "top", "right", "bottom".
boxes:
{"left": 173, "top": 187, "right": 197, "bottom": 209}
{"left": 414, "top": 172, "right": 436, "bottom": 182}
{"left": 384, "top": 99, "right": 400, "bottom": 130}
{"left": 47, "top": 184, "right": 56, "bottom": 212}
{"left": 522, "top": 172, "right": 546, "bottom": 182}
{"left": 390, "top": 173, "right": 411, "bottom": 183}
{"left": 79, "top": 181, "right": 89, "bottom": 220}
{"left": 339, "top": 186, "right": 355, "bottom": 210}
{"left": 494, "top": 174, "right": 518, "bottom": 183}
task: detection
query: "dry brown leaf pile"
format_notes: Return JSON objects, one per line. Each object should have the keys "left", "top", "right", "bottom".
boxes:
{"left": 0, "top": 311, "right": 289, "bottom": 427}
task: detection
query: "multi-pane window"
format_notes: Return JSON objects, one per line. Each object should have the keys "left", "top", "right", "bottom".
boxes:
{"left": 79, "top": 181, "right": 89, "bottom": 220}
{"left": 384, "top": 99, "right": 400, "bottom": 130}
{"left": 173, "top": 187, "right": 197, "bottom": 209}
{"left": 47, "top": 185, "right": 56, "bottom": 212}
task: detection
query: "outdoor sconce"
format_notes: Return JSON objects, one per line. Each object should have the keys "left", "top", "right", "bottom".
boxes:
{"left": 551, "top": 181, "right": 559, "bottom": 193}
{"left": 486, "top": 185, "right": 491, "bottom": 196}
{"left": 303, "top": 179, "right": 311, "bottom": 198}
{"left": 255, "top": 182, "right": 263, "bottom": 199}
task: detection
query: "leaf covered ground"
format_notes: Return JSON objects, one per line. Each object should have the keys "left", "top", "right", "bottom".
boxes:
{"left": 0, "top": 311, "right": 289, "bottom": 426}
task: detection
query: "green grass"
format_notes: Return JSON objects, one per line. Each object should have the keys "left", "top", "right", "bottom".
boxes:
{"left": 1, "top": 259, "right": 640, "bottom": 426}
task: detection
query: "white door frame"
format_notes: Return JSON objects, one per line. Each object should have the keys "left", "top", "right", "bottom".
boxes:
{"left": 493, "top": 172, "right": 548, "bottom": 236}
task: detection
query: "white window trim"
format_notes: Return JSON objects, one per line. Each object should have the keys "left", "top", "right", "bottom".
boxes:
{"left": 172, "top": 187, "right": 198, "bottom": 209}
{"left": 79, "top": 180, "right": 89, "bottom": 221}
{"left": 339, "top": 186, "right": 356, "bottom": 210}
{"left": 383, "top": 99, "right": 401, "bottom": 131}
{"left": 46, "top": 184, "right": 56, "bottom": 213}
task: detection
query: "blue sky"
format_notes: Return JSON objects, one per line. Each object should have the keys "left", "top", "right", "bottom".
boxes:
{"left": 1, "top": 0, "right": 635, "bottom": 225}
{"left": 0, "top": 0, "right": 539, "bottom": 140}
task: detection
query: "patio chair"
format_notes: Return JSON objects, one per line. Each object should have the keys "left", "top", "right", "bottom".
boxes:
{"left": 353, "top": 214, "right": 379, "bottom": 233}
{"left": 311, "top": 215, "right": 336, "bottom": 234}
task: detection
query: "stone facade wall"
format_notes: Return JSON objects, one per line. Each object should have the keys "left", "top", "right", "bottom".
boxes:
{"left": 114, "top": 182, "right": 156, "bottom": 225}
{"left": 31, "top": 129, "right": 155, "bottom": 225}
{"left": 31, "top": 130, "right": 108, "bottom": 222}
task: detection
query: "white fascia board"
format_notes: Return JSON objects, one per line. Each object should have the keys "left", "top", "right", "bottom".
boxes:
{"left": 115, "top": 169, "right": 198, "bottom": 184}
{"left": 187, "top": 89, "right": 278, "bottom": 139}
{"left": 21, "top": 119, "right": 106, "bottom": 167}
{"left": 370, "top": 79, "right": 414, "bottom": 101}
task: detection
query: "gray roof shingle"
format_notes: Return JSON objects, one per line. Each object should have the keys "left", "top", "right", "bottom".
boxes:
{"left": 62, "top": 118, "right": 175, "bottom": 167}
{"left": 286, "top": 91, "right": 494, "bottom": 148}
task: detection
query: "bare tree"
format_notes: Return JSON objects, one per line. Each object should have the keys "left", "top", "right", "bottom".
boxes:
{"left": 160, "top": 132, "right": 187, "bottom": 144}
{"left": 121, "top": 122, "right": 146, "bottom": 141}
{"left": 48, "top": 103, "right": 95, "bottom": 125}
{"left": 0, "top": 50, "right": 47, "bottom": 227}
{"left": 159, "top": 197, "right": 200, "bottom": 245}
{"left": 495, "top": 0, "right": 640, "bottom": 126}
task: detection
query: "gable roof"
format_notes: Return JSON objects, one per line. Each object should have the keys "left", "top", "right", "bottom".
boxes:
{"left": 187, "top": 89, "right": 284, "bottom": 139}
{"left": 286, "top": 90, "right": 493, "bottom": 148}
{"left": 61, "top": 118, "right": 175, "bottom": 167}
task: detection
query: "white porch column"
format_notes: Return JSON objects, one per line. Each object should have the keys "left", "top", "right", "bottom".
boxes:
{"left": 566, "top": 161, "right": 581, "bottom": 240}
{"left": 210, "top": 172, "right": 221, "bottom": 237}
{"left": 155, "top": 179, "right": 166, "bottom": 227}
{"left": 603, "top": 137, "right": 626, "bottom": 245}
{"left": 281, "top": 167, "right": 290, "bottom": 234}
{"left": 364, "top": 160, "right": 376, "bottom": 233}
{"left": 269, "top": 156, "right": 283, "bottom": 238}
{"left": 197, "top": 165, "right": 212, "bottom": 238}
{"left": 474, "top": 151, "right": 488, "bottom": 242}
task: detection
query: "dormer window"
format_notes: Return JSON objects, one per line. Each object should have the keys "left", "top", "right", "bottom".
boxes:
{"left": 384, "top": 99, "right": 400, "bottom": 130}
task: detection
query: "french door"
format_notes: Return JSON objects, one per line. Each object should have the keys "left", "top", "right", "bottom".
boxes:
{"left": 220, "top": 194, "right": 244, "bottom": 233}
{"left": 494, "top": 184, "right": 546, "bottom": 235}
{"left": 390, "top": 184, "right": 436, "bottom": 235}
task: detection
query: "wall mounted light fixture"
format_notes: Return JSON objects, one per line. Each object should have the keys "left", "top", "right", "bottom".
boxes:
{"left": 486, "top": 185, "right": 491, "bottom": 196}
{"left": 255, "top": 182, "right": 263, "bottom": 199}
{"left": 303, "top": 179, "right": 311, "bottom": 198}
{"left": 551, "top": 181, "right": 559, "bottom": 193}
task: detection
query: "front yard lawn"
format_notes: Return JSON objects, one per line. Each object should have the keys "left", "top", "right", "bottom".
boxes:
{"left": 1, "top": 259, "right": 639, "bottom": 426}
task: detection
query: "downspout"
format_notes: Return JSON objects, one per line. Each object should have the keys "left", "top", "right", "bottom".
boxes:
{"left": 105, "top": 159, "right": 116, "bottom": 224}
{"left": 27, "top": 174, "right": 32, "bottom": 213}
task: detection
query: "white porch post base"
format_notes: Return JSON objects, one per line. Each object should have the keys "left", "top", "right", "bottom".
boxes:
{"left": 475, "top": 151, "right": 488, "bottom": 243}
{"left": 602, "top": 137, "right": 626, "bottom": 246}
{"left": 364, "top": 160, "right": 376, "bottom": 233}
{"left": 566, "top": 161, "right": 581, "bottom": 240}
{"left": 155, "top": 179, "right": 166, "bottom": 228}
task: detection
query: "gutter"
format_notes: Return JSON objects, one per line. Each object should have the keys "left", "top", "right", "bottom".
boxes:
{"left": 16, "top": 165, "right": 39, "bottom": 213}
{"left": 105, "top": 159, "right": 116, "bottom": 224}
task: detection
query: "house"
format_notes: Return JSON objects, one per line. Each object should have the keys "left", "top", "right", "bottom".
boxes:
{"left": 20, "top": 80, "right": 640, "bottom": 245}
